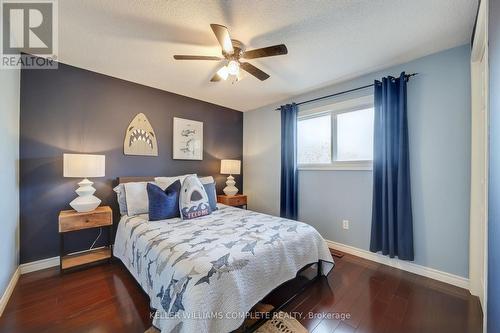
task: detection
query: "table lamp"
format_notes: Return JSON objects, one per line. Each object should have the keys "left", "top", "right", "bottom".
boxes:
{"left": 220, "top": 159, "right": 241, "bottom": 196}
{"left": 63, "top": 153, "right": 105, "bottom": 212}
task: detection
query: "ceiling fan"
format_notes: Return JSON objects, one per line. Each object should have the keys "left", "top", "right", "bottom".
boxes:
{"left": 173, "top": 24, "right": 288, "bottom": 82}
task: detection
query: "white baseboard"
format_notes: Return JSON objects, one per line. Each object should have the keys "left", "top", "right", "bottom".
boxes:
{"left": 0, "top": 267, "right": 20, "bottom": 317}
{"left": 19, "top": 247, "right": 109, "bottom": 275}
{"left": 325, "top": 239, "right": 470, "bottom": 290}
{"left": 19, "top": 256, "right": 59, "bottom": 275}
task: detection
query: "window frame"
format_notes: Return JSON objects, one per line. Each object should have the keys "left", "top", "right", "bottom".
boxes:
{"left": 297, "top": 95, "right": 374, "bottom": 171}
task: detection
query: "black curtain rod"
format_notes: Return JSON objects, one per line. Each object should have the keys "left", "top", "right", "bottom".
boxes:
{"left": 275, "top": 72, "right": 418, "bottom": 111}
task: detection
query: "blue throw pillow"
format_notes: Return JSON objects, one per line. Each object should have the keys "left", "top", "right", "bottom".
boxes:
{"left": 203, "top": 182, "right": 218, "bottom": 211}
{"left": 147, "top": 180, "right": 181, "bottom": 221}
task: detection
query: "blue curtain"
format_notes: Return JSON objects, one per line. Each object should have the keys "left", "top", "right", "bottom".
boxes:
{"left": 370, "top": 72, "right": 414, "bottom": 260}
{"left": 280, "top": 103, "right": 298, "bottom": 220}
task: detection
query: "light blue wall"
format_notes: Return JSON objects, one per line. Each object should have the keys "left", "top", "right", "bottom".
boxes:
{"left": 244, "top": 45, "right": 471, "bottom": 278}
{"left": 0, "top": 69, "right": 20, "bottom": 299}
{"left": 298, "top": 172, "right": 372, "bottom": 251}
{"left": 488, "top": 0, "right": 500, "bottom": 330}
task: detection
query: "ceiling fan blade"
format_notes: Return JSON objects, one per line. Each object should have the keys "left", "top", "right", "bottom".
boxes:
{"left": 210, "top": 24, "right": 234, "bottom": 54}
{"left": 173, "top": 55, "right": 223, "bottom": 60}
{"left": 240, "top": 62, "right": 270, "bottom": 81}
{"left": 242, "top": 44, "right": 288, "bottom": 59}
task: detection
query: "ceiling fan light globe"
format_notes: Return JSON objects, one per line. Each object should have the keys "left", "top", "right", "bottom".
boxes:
{"left": 227, "top": 60, "right": 240, "bottom": 76}
{"left": 217, "top": 66, "right": 229, "bottom": 80}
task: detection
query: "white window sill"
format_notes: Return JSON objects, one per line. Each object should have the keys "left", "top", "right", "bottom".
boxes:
{"left": 298, "top": 163, "right": 373, "bottom": 171}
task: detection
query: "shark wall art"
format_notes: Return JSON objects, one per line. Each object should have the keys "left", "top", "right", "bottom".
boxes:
{"left": 124, "top": 113, "right": 158, "bottom": 156}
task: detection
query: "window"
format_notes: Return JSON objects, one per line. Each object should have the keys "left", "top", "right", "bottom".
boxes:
{"left": 336, "top": 108, "right": 374, "bottom": 161}
{"left": 297, "top": 96, "right": 374, "bottom": 170}
{"left": 297, "top": 114, "right": 331, "bottom": 164}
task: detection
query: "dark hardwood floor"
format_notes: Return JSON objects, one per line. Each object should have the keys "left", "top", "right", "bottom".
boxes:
{"left": 0, "top": 251, "right": 482, "bottom": 333}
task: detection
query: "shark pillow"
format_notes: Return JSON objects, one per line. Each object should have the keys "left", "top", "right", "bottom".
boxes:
{"left": 180, "top": 175, "right": 211, "bottom": 220}
{"left": 147, "top": 180, "right": 181, "bottom": 221}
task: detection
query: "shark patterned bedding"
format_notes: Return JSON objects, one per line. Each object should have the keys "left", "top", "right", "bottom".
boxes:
{"left": 113, "top": 204, "right": 334, "bottom": 333}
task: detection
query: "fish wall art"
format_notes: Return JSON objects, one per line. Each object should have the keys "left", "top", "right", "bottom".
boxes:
{"left": 173, "top": 117, "right": 203, "bottom": 160}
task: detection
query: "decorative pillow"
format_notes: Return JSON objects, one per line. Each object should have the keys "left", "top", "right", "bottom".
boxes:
{"left": 180, "top": 175, "right": 211, "bottom": 220}
{"left": 147, "top": 180, "right": 181, "bottom": 221}
{"left": 155, "top": 174, "right": 196, "bottom": 190}
{"left": 113, "top": 184, "right": 128, "bottom": 216}
{"left": 198, "top": 176, "right": 214, "bottom": 184}
{"left": 203, "top": 182, "right": 218, "bottom": 211}
{"left": 124, "top": 182, "right": 151, "bottom": 216}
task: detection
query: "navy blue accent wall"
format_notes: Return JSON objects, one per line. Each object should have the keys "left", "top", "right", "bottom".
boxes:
{"left": 489, "top": 0, "right": 500, "bottom": 331}
{"left": 20, "top": 62, "right": 243, "bottom": 264}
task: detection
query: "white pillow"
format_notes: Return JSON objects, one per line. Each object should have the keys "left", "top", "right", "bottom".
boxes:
{"left": 198, "top": 176, "right": 214, "bottom": 185}
{"left": 124, "top": 182, "right": 151, "bottom": 216}
{"left": 155, "top": 174, "right": 196, "bottom": 190}
{"left": 113, "top": 184, "right": 128, "bottom": 216}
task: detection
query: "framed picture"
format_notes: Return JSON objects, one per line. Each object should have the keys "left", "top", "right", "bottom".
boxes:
{"left": 173, "top": 117, "right": 203, "bottom": 160}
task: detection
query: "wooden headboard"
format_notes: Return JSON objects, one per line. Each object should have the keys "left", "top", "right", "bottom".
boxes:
{"left": 118, "top": 176, "right": 155, "bottom": 184}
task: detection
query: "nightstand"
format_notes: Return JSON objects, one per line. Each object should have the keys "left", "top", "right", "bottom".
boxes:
{"left": 217, "top": 194, "right": 247, "bottom": 209}
{"left": 58, "top": 206, "right": 113, "bottom": 272}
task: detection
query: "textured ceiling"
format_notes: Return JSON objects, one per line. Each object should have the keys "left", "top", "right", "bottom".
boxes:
{"left": 58, "top": 0, "right": 478, "bottom": 111}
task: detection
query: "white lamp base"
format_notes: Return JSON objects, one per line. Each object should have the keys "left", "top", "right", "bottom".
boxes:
{"left": 223, "top": 175, "right": 239, "bottom": 196}
{"left": 70, "top": 178, "right": 101, "bottom": 212}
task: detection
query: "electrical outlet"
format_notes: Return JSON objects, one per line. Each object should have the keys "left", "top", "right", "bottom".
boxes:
{"left": 342, "top": 220, "right": 350, "bottom": 230}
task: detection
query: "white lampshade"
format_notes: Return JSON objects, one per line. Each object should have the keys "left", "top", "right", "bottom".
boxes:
{"left": 63, "top": 154, "right": 105, "bottom": 178}
{"left": 220, "top": 159, "right": 241, "bottom": 175}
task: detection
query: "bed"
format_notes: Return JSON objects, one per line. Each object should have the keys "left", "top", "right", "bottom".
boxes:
{"left": 113, "top": 178, "right": 334, "bottom": 333}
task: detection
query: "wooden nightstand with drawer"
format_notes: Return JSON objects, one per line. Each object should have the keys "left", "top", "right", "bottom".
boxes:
{"left": 58, "top": 206, "right": 113, "bottom": 272}
{"left": 217, "top": 194, "right": 247, "bottom": 209}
